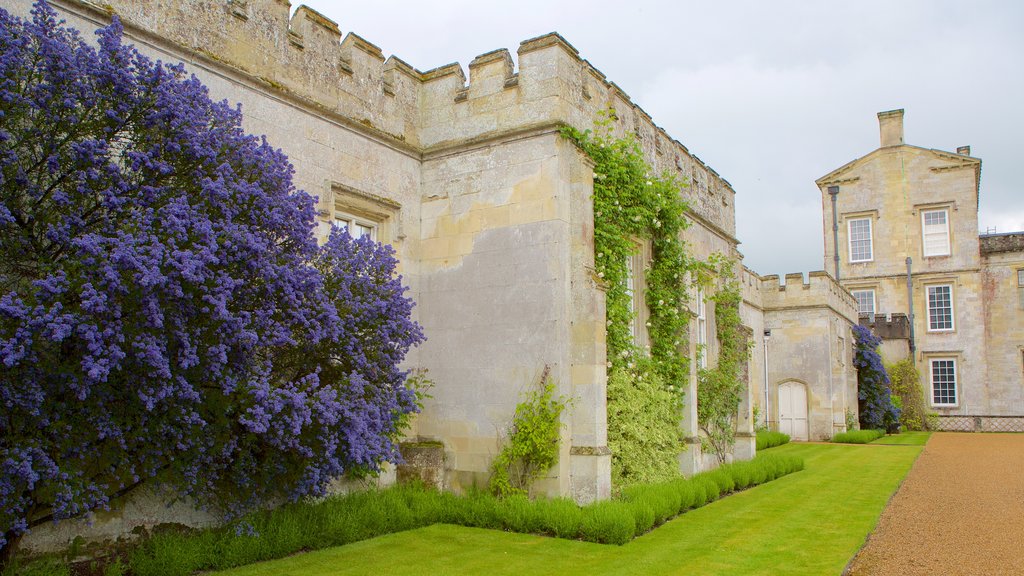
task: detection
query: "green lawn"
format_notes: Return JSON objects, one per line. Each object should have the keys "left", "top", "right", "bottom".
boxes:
{"left": 211, "top": 443, "right": 920, "bottom": 576}
{"left": 870, "top": 431, "right": 931, "bottom": 445}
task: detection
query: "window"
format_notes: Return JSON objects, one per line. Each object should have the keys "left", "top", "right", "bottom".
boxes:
{"left": 848, "top": 218, "right": 873, "bottom": 262}
{"left": 922, "top": 209, "right": 950, "bottom": 257}
{"left": 624, "top": 243, "right": 649, "bottom": 348}
{"left": 625, "top": 254, "right": 637, "bottom": 341}
{"left": 851, "top": 289, "right": 876, "bottom": 317}
{"left": 696, "top": 287, "right": 708, "bottom": 369}
{"left": 318, "top": 183, "right": 401, "bottom": 246}
{"left": 333, "top": 212, "right": 376, "bottom": 240}
{"left": 930, "top": 358, "right": 957, "bottom": 406}
{"left": 1018, "top": 269, "right": 1024, "bottom": 310}
{"left": 926, "top": 284, "right": 954, "bottom": 331}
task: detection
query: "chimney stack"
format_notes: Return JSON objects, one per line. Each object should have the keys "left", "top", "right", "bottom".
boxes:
{"left": 878, "top": 109, "right": 905, "bottom": 148}
{"left": 957, "top": 145, "right": 971, "bottom": 156}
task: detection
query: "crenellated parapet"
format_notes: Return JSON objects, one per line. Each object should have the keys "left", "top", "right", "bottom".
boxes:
{"left": 61, "top": 0, "right": 423, "bottom": 145}
{"left": 418, "top": 31, "right": 737, "bottom": 236}
{"left": 47, "top": 0, "right": 738, "bottom": 236}
{"left": 759, "top": 271, "right": 857, "bottom": 322}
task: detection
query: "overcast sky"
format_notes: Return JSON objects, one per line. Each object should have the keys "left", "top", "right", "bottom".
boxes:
{"left": 301, "top": 0, "right": 1024, "bottom": 276}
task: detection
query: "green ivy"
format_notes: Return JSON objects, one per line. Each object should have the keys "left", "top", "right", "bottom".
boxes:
{"left": 561, "top": 112, "right": 697, "bottom": 486}
{"left": 489, "top": 369, "right": 570, "bottom": 498}
{"left": 696, "top": 256, "right": 751, "bottom": 464}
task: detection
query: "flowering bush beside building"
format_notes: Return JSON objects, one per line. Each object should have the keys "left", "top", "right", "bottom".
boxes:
{"left": 0, "top": 3, "right": 422, "bottom": 563}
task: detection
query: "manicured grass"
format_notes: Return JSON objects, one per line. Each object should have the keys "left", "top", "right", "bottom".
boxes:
{"left": 832, "top": 429, "right": 886, "bottom": 444}
{"left": 211, "top": 443, "right": 921, "bottom": 576}
{"left": 871, "top": 431, "right": 931, "bottom": 445}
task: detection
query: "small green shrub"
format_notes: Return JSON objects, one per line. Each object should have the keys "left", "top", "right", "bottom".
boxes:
{"left": 756, "top": 430, "right": 790, "bottom": 451}
{"left": 605, "top": 360, "right": 684, "bottom": 487}
{"left": 579, "top": 501, "right": 636, "bottom": 545}
{"left": 123, "top": 453, "right": 805, "bottom": 573}
{"left": 490, "top": 368, "right": 570, "bottom": 498}
{"left": 832, "top": 429, "right": 886, "bottom": 444}
{"left": 0, "top": 557, "right": 71, "bottom": 576}
{"left": 533, "top": 498, "right": 583, "bottom": 539}
{"left": 845, "top": 408, "right": 859, "bottom": 431}
{"left": 888, "top": 358, "right": 928, "bottom": 431}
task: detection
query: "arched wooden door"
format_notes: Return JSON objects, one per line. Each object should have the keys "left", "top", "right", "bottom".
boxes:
{"left": 778, "top": 381, "right": 808, "bottom": 441}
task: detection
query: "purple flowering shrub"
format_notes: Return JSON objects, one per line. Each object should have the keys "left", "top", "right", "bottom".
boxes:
{"left": 0, "top": 2, "right": 422, "bottom": 558}
{"left": 852, "top": 325, "right": 900, "bottom": 431}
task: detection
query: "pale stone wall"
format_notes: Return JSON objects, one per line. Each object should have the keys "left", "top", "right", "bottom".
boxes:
{"left": 817, "top": 110, "right": 993, "bottom": 417}
{"left": 736, "top": 266, "right": 765, "bottom": 459}
{"left": 980, "top": 235, "right": 1024, "bottom": 415}
{"left": 760, "top": 272, "right": 858, "bottom": 440}
{"left": 413, "top": 131, "right": 609, "bottom": 500}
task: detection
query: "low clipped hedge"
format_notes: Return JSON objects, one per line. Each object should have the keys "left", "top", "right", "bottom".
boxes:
{"left": 123, "top": 452, "right": 803, "bottom": 575}
{"left": 756, "top": 430, "right": 790, "bottom": 451}
{"left": 831, "top": 429, "right": 886, "bottom": 444}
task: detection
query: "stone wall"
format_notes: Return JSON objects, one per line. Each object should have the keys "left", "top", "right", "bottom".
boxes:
{"left": 981, "top": 245, "right": 1024, "bottom": 415}
{"left": 760, "top": 272, "right": 858, "bottom": 440}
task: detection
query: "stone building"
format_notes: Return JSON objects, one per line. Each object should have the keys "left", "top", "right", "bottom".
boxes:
{"left": 3, "top": 0, "right": 860, "bottom": 552}
{"left": 756, "top": 272, "right": 858, "bottom": 441}
{"left": 817, "top": 109, "right": 1024, "bottom": 430}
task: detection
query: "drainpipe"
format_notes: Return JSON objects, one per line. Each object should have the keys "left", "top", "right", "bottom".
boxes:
{"left": 829, "top": 186, "right": 841, "bottom": 280}
{"left": 763, "top": 329, "right": 771, "bottom": 430}
{"left": 906, "top": 257, "right": 916, "bottom": 356}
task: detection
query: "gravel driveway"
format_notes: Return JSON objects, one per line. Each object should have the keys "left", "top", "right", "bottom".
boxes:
{"left": 847, "top": 432, "right": 1024, "bottom": 575}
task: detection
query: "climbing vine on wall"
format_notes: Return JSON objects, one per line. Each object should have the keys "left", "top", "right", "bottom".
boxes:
{"left": 561, "top": 111, "right": 697, "bottom": 485}
{"left": 696, "top": 255, "right": 751, "bottom": 464}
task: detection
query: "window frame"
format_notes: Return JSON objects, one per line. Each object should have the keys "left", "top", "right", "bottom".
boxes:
{"left": 929, "top": 358, "right": 958, "bottom": 407}
{"left": 921, "top": 208, "right": 951, "bottom": 257}
{"left": 1017, "top": 269, "right": 1024, "bottom": 310}
{"left": 696, "top": 286, "right": 708, "bottom": 369}
{"left": 624, "top": 240, "right": 650, "bottom": 350}
{"left": 850, "top": 288, "right": 876, "bottom": 317}
{"left": 847, "top": 217, "right": 873, "bottom": 263}
{"left": 926, "top": 283, "right": 955, "bottom": 332}
{"left": 318, "top": 182, "right": 401, "bottom": 246}
{"left": 332, "top": 211, "right": 377, "bottom": 241}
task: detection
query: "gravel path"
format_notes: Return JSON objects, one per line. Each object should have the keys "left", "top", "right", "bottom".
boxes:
{"left": 847, "top": 432, "right": 1024, "bottom": 575}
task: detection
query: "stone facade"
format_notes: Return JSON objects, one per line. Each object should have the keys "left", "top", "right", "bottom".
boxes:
{"left": 817, "top": 109, "right": 1024, "bottom": 424}
{"left": 3, "top": 0, "right": 864, "bottom": 554}
{"left": 757, "top": 272, "right": 859, "bottom": 440}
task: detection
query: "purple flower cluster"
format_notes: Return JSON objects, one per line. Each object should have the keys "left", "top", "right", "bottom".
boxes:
{"left": 0, "top": 2, "right": 423, "bottom": 552}
{"left": 852, "top": 325, "right": 900, "bottom": 431}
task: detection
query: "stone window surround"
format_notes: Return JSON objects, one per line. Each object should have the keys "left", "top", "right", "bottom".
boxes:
{"left": 911, "top": 201, "right": 956, "bottom": 258}
{"left": 317, "top": 182, "right": 402, "bottom": 245}
{"left": 925, "top": 282, "right": 955, "bottom": 333}
{"left": 921, "top": 207, "right": 952, "bottom": 258}
{"left": 847, "top": 217, "right": 874, "bottom": 263}
{"left": 926, "top": 355, "right": 960, "bottom": 408}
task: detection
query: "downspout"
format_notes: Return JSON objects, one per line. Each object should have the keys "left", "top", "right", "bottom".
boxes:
{"left": 763, "top": 330, "right": 771, "bottom": 430}
{"left": 828, "top": 319, "right": 835, "bottom": 435}
{"left": 829, "top": 186, "right": 841, "bottom": 280}
{"left": 906, "top": 257, "right": 916, "bottom": 356}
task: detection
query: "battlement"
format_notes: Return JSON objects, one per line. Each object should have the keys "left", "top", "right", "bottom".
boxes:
{"left": 55, "top": 0, "right": 737, "bottom": 234}
{"left": 858, "top": 313, "right": 911, "bottom": 340}
{"left": 759, "top": 271, "right": 857, "bottom": 321}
